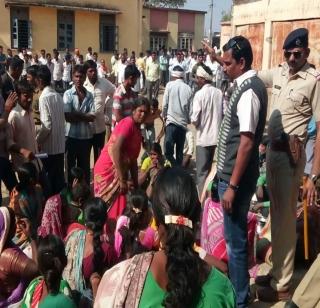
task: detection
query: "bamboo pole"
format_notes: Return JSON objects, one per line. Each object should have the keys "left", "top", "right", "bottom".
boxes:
{"left": 303, "top": 178, "right": 309, "bottom": 260}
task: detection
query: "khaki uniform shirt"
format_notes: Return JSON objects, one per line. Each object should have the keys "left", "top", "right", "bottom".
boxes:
{"left": 258, "top": 62, "right": 320, "bottom": 143}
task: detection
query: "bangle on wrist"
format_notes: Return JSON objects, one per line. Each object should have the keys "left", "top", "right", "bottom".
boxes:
{"left": 198, "top": 247, "right": 207, "bottom": 260}
{"left": 228, "top": 183, "right": 239, "bottom": 192}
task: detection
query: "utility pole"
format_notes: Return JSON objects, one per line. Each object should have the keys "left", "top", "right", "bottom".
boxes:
{"left": 209, "top": 0, "right": 214, "bottom": 46}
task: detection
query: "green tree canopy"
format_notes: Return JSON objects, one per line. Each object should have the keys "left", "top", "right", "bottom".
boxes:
{"left": 144, "top": 0, "right": 187, "bottom": 8}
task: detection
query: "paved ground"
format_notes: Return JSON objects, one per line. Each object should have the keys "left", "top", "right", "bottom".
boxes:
{"left": 1, "top": 86, "right": 308, "bottom": 306}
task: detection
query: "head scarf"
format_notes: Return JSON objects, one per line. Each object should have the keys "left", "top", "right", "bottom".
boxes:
{"left": 171, "top": 66, "right": 185, "bottom": 78}
{"left": 0, "top": 206, "right": 11, "bottom": 254}
{"left": 196, "top": 65, "right": 213, "bottom": 81}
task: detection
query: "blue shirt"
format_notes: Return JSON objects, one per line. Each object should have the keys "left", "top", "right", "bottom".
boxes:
{"left": 63, "top": 86, "right": 95, "bottom": 139}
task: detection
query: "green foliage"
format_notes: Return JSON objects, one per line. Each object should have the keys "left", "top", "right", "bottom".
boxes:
{"left": 145, "top": 0, "right": 187, "bottom": 8}
{"left": 221, "top": 9, "right": 232, "bottom": 22}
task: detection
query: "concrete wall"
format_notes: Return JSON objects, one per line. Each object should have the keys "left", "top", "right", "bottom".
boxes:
{"left": 0, "top": 3, "right": 12, "bottom": 49}
{"left": 0, "top": 0, "right": 143, "bottom": 63}
{"left": 178, "top": 12, "right": 195, "bottom": 33}
{"left": 167, "top": 11, "right": 178, "bottom": 49}
{"left": 29, "top": 7, "right": 57, "bottom": 54}
{"left": 194, "top": 13, "right": 205, "bottom": 50}
{"left": 142, "top": 7, "right": 150, "bottom": 53}
{"left": 220, "top": 21, "right": 232, "bottom": 50}
{"left": 232, "top": 0, "right": 320, "bottom": 69}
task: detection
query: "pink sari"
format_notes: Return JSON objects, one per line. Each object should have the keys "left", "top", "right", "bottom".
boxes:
{"left": 201, "top": 198, "right": 257, "bottom": 276}
{"left": 94, "top": 117, "right": 142, "bottom": 222}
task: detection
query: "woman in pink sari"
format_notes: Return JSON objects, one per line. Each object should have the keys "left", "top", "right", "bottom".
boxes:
{"left": 94, "top": 97, "right": 149, "bottom": 226}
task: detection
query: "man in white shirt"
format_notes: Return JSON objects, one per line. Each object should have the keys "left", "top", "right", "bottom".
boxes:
{"left": 205, "top": 53, "right": 222, "bottom": 88}
{"left": 116, "top": 53, "right": 127, "bottom": 86}
{"left": 38, "top": 49, "right": 47, "bottom": 65}
{"left": 62, "top": 54, "right": 72, "bottom": 91}
{"left": 162, "top": 66, "right": 192, "bottom": 166}
{"left": 84, "top": 60, "right": 115, "bottom": 161}
{"left": 52, "top": 49, "right": 63, "bottom": 91}
{"left": 36, "top": 65, "right": 66, "bottom": 195}
{"left": 191, "top": 64, "right": 223, "bottom": 194}
{"left": 169, "top": 50, "right": 188, "bottom": 80}
{"left": 85, "top": 46, "right": 94, "bottom": 61}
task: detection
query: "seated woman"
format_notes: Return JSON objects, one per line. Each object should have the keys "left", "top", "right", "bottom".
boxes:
{"left": 9, "top": 162, "right": 44, "bottom": 256}
{"left": 138, "top": 142, "right": 170, "bottom": 198}
{"left": 94, "top": 97, "right": 149, "bottom": 227}
{"left": 63, "top": 198, "right": 117, "bottom": 305}
{"left": 95, "top": 167, "right": 236, "bottom": 308}
{"left": 114, "top": 190, "right": 155, "bottom": 260}
{"left": 21, "top": 235, "right": 76, "bottom": 307}
{"left": 38, "top": 167, "right": 91, "bottom": 239}
{"left": 0, "top": 206, "right": 38, "bottom": 307}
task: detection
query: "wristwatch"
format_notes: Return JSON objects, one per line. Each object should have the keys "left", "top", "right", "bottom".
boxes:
{"left": 308, "top": 174, "right": 319, "bottom": 185}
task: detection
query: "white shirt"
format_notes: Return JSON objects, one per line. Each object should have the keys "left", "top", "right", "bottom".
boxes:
{"left": 36, "top": 86, "right": 65, "bottom": 154}
{"left": 235, "top": 70, "right": 261, "bottom": 134}
{"left": 84, "top": 77, "right": 116, "bottom": 132}
{"left": 205, "top": 59, "right": 220, "bottom": 77}
{"left": 52, "top": 58, "right": 63, "bottom": 81}
{"left": 191, "top": 83, "right": 223, "bottom": 146}
{"left": 39, "top": 56, "right": 47, "bottom": 65}
{"left": 86, "top": 53, "right": 94, "bottom": 61}
{"left": 117, "top": 62, "right": 127, "bottom": 85}
{"left": 62, "top": 62, "right": 72, "bottom": 82}
{"left": 8, "top": 104, "right": 40, "bottom": 170}
{"left": 46, "top": 62, "right": 54, "bottom": 82}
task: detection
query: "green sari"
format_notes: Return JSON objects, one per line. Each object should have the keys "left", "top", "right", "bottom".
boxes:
{"left": 21, "top": 277, "right": 73, "bottom": 308}
{"left": 139, "top": 268, "right": 236, "bottom": 308}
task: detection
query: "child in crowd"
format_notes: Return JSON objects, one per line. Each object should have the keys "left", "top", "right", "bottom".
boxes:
{"left": 139, "top": 142, "right": 170, "bottom": 198}
{"left": 114, "top": 190, "right": 155, "bottom": 260}
{"left": 141, "top": 98, "right": 164, "bottom": 158}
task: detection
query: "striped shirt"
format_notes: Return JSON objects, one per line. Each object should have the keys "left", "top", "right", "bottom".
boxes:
{"left": 36, "top": 86, "right": 65, "bottom": 155}
{"left": 63, "top": 86, "right": 95, "bottom": 139}
{"left": 112, "top": 83, "right": 137, "bottom": 128}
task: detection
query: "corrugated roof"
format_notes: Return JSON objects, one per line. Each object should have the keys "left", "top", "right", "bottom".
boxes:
{"left": 5, "top": 0, "right": 121, "bottom": 14}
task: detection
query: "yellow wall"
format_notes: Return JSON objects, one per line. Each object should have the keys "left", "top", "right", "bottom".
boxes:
{"left": 142, "top": 7, "right": 150, "bottom": 53}
{"left": 30, "top": 7, "right": 57, "bottom": 54}
{"left": 167, "top": 11, "right": 178, "bottom": 49}
{"left": 0, "top": 3, "right": 12, "bottom": 50}
{"left": 194, "top": 13, "right": 205, "bottom": 50}
{"left": 74, "top": 10, "right": 99, "bottom": 54}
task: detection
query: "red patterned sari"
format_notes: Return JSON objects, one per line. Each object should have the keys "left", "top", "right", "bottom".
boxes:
{"left": 94, "top": 117, "right": 142, "bottom": 222}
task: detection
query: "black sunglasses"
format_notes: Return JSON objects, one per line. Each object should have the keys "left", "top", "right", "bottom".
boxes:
{"left": 284, "top": 50, "right": 302, "bottom": 59}
{"left": 227, "top": 39, "right": 241, "bottom": 52}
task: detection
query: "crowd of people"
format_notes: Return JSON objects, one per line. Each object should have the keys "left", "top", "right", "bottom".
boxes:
{"left": 0, "top": 25, "right": 320, "bottom": 308}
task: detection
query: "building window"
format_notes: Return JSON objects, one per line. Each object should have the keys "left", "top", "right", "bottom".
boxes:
{"left": 100, "top": 14, "right": 117, "bottom": 52}
{"left": 10, "top": 7, "right": 31, "bottom": 49}
{"left": 178, "top": 33, "right": 193, "bottom": 50}
{"left": 57, "top": 10, "right": 74, "bottom": 50}
{"left": 150, "top": 34, "right": 167, "bottom": 51}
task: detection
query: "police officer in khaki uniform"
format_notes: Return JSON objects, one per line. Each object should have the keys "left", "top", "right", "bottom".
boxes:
{"left": 255, "top": 28, "right": 320, "bottom": 302}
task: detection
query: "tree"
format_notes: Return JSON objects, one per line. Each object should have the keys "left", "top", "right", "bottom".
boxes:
{"left": 221, "top": 9, "right": 232, "bottom": 22}
{"left": 144, "top": 0, "right": 187, "bottom": 8}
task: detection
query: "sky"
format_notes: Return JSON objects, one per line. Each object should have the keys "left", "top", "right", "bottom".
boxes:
{"left": 183, "top": 0, "right": 233, "bottom": 34}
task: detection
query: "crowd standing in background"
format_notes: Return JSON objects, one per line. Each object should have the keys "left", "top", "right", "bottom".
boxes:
{"left": 0, "top": 26, "right": 320, "bottom": 308}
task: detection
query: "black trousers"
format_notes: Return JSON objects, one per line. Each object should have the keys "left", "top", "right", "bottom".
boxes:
{"left": 92, "top": 131, "right": 106, "bottom": 163}
{"left": 66, "top": 137, "right": 92, "bottom": 185}
{"left": 41, "top": 153, "right": 65, "bottom": 196}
